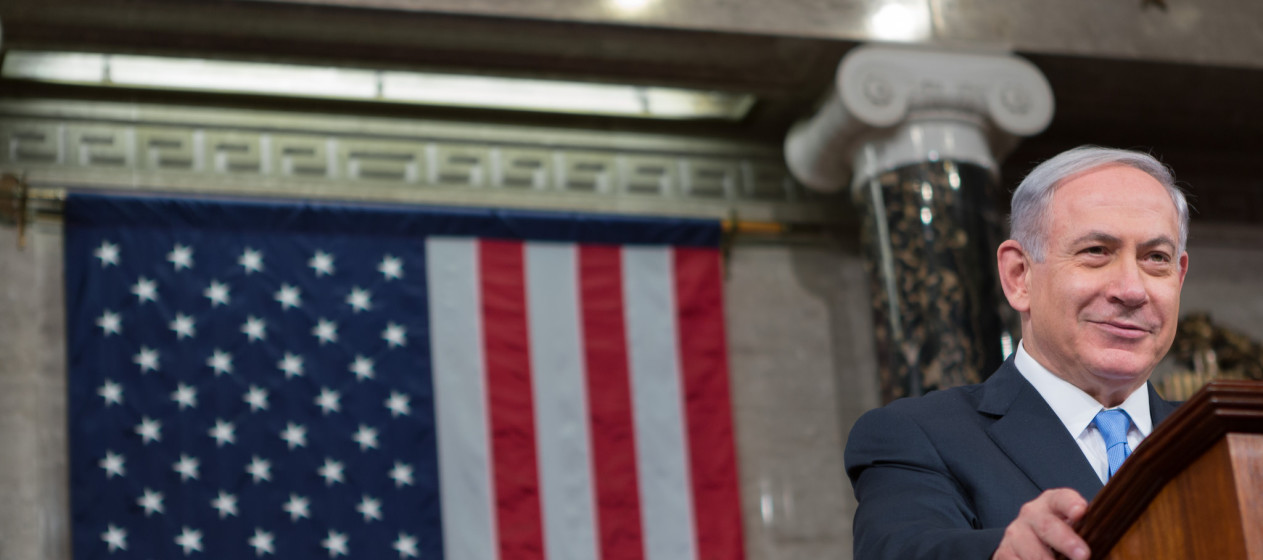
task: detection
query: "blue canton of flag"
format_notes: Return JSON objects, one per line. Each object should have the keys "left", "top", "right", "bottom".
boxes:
{"left": 67, "top": 194, "right": 444, "bottom": 559}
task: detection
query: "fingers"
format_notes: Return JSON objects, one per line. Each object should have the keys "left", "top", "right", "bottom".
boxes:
{"left": 1025, "top": 490, "right": 1086, "bottom": 560}
{"left": 992, "top": 489, "right": 1090, "bottom": 560}
{"left": 1045, "top": 488, "right": 1088, "bottom": 524}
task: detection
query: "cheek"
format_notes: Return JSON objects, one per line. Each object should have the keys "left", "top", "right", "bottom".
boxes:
{"left": 1030, "top": 282, "right": 1082, "bottom": 330}
{"left": 1147, "top": 280, "right": 1184, "bottom": 313}
{"left": 1039, "top": 274, "right": 1095, "bottom": 310}
{"left": 1153, "top": 296, "right": 1183, "bottom": 326}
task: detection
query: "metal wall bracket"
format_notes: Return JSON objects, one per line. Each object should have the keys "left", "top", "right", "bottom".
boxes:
{"left": 0, "top": 173, "right": 30, "bottom": 249}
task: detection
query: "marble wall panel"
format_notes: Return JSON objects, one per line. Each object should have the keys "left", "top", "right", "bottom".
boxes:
{"left": 0, "top": 222, "right": 69, "bottom": 560}
{"left": 725, "top": 243, "right": 880, "bottom": 560}
{"left": 1178, "top": 228, "right": 1263, "bottom": 340}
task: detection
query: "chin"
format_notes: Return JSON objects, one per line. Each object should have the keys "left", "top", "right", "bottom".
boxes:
{"left": 1084, "top": 350, "right": 1157, "bottom": 383}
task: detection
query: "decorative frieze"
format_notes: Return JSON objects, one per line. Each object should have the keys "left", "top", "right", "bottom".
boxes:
{"left": 0, "top": 100, "right": 829, "bottom": 223}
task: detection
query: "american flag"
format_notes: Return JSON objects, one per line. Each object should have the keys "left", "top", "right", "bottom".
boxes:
{"left": 65, "top": 193, "right": 745, "bottom": 560}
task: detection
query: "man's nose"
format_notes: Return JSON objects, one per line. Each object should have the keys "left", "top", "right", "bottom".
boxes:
{"left": 1107, "top": 258, "right": 1149, "bottom": 307}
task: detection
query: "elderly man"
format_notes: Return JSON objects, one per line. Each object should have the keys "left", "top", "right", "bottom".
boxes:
{"left": 844, "top": 146, "right": 1189, "bottom": 560}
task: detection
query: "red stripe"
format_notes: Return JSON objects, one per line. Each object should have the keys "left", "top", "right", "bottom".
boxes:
{"left": 479, "top": 239, "right": 544, "bottom": 560}
{"left": 579, "top": 245, "right": 646, "bottom": 560}
{"left": 675, "top": 248, "right": 746, "bottom": 560}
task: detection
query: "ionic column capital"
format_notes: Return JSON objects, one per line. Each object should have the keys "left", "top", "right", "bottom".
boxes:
{"left": 785, "top": 45, "right": 1054, "bottom": 193}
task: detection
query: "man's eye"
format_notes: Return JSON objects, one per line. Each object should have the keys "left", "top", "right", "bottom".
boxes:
{"left": 1083, "top": 246, "right": 1107, "bottom": 256}
{"left": 1147, "top": 252, "right": 1172, "bottom": 263}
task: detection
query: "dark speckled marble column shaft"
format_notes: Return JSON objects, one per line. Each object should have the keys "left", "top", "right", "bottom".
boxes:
{"left": 856, "top": 160, "right": 1009, "bottom": 403}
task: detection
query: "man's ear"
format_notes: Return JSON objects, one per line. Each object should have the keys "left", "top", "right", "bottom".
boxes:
{"left": 997, "top": 240, "right": 1032, "bottom": 313}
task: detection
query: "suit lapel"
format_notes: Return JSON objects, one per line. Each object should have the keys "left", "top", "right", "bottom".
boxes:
{"left": 979, "top": 360, "right": 1105, "bottom": 501}
{"left": 1148, "top": 383, "right": 1179, "bottom": 426}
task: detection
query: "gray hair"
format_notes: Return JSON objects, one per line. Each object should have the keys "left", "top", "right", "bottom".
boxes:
{"left": 1009, "top": 146, "right": 1189, "bottom": 262}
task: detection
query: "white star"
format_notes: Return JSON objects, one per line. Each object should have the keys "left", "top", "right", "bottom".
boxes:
{"left": 242, "top": 316, "right": 267, "bottom": 342}
{"left": 389, "top": 461, "right": 414, "bottom": 488}
{"left": 98, "top": 379, "right": 123, "bottom": 406}
{"left": 352, "top": 424, "right": 379, "bottom": 452}
{"left": 278, "top": 353, "right": 305, "bottom": 378}
{"left": 131, "top": 276, "right": 158, "bottom": 303}
{"left": 315, "top": 388, "right": 341, "bottom": 415}
{"left": 172, "top": 383, "right": 198, "bottom": 410}
{"left": 246, "top": 455, "right": 272, "bottom": 483}
{"left": 101, "top": 524, "right": 127, "bottom": 552}
{"left": 249, "top": 528, "right": 275, "bottom": 557}
{"left": 385, "top": 391, "right": 411, "bottom": 418}
{"left": 346, "top": 287, "right": 372, "bottom": 313}
{"left": 135, "top": 416, "right": 162, "bottom": 445}
{"left": 378, "top": 255, "right": 403, "bottom": 280}
{"left": 94, "top": 240, "right": 120, "bottom": 267}
{"left": 282, "top": 493, "right": 310, "bottom": 522}
{"left": 209, "top": 419, "right": 235, "bottom": 447}
{"left": 204, "top": 280, "right": 230, "bottom": 307}
{"left": 207, "top": 349, "right": 233, "bottom": 375}
{"left": 239, "top": 247, "right": 264, "bottom": 274}
{"left": 275, "top": 284, "right": 302, "bottom": 310}
{"left": 393, "top": 533, "right": 419, "bottom": 559}
{"left": 173, "top": 454, "right": 200, "bottom": 482}
{"left": 244, "top": 385, "right": 269, "bottom": 412}
{"left": 99, "top": 450, "right": 125, "bottom": 478}
{"left": 96, "top": 310, "right": 122, "bottom": 336}
{"left": 382, "top": 322, "right": 407, "bottom": 348}
{"left": 280, "top": 422, "right": 308, "bottom": 449}
{"left": 170, "top": 313, "right": 196, "bottom": 339}
{"left": 175, "top": 526, "right": 203, "bottom": 556}
{"left": 168, "top": 243, "right": 194, "bottom": 271}
{"left": 318, "top": 457, "right": 345, "bottom": 486}
{"left": 356, "top": 494, "right": 383, "bottom": 523}
{"left": 321, "top": 529, "right": 349, "bottom": 558}
{"left": 137, "top": 488, "right": 164, "bottom": 517}
{"left": 309, "top": 250, "right": 335, "bottom": 277}
{"left": 133, "top": 346, "right": 160, "bottom": 373}
{"left": 312, "top": 318, "right": 338, "bottom": 345}
{"left": 349, "top": 355, "right": 375, "bottom": 381}
{"left": 211, "top": 490, "right": 239, "bottom": 518}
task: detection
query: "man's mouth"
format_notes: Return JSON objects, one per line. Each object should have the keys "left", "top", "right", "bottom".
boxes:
{"left": 1092, "top": 320, "right": 1153, "bottom": 338}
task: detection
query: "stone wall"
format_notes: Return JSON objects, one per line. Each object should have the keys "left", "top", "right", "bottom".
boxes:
{"left": 0, "top": 222, "right": 70, "bottom": 560}
{"left": 1179, "top": 225, "right": 1263, "bottom": 341}
{"left": 725, "top": 243, "right": 879, "bottom": 560}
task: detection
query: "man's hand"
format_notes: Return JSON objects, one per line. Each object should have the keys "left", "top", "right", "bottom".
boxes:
{"left": 992, "top": 488, "right": 1090, "bottom": 560}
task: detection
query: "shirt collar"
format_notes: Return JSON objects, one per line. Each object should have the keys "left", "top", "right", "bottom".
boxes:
{"left": 1014, "top": 340, "right": 1152, "bottom": 437}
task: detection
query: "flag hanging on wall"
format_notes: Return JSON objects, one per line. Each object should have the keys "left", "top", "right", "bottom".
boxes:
{"left": 65, "top": 193, "right": 745, "bottom": 560}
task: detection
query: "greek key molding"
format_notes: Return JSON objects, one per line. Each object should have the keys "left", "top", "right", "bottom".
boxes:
{"left": 0, "top": 100, "right": 835, "bottom": 223}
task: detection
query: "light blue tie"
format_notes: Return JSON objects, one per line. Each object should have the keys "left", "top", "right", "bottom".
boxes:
{"left": 1093, "top": 409, "right": 1133, "bottom": 480}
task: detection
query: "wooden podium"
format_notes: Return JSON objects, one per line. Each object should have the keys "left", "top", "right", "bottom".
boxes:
{"left": 1074, "top": 380, "right": 1263, "bottom": 559}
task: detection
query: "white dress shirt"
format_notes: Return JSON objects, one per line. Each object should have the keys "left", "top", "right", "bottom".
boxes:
{"left": 1014, "top": 341, "right": 1151, "bottom": 484}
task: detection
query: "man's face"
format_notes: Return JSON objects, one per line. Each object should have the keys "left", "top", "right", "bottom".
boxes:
{"left": 1022, "top": 164, "right": 1187, "bottom": 398}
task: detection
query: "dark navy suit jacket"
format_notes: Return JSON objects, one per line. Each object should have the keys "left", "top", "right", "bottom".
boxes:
{"left": 844, "top": 358, "right": 1179, "bottom": 560}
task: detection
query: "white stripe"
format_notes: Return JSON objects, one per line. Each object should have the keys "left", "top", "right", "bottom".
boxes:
{"left": 525, "top": 243, "right": 600, "bottom": 560}
{"left": 427, "top": 238, "right": 498, "bottom": 560}
{"left": 622, "top": 247, "right": 697, "bottom": 560}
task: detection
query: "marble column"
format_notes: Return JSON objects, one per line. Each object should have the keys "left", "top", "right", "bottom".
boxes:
{"left": 785, "top": 45, "right": 1054, "bottom": 402}
{"left": 854, "top": 144, "right": 1005, "bottom": 400}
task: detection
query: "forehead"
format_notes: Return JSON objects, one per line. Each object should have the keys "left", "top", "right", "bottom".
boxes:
{"left": 1049, "top": 165, "right": 1180, "bottom": 235}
